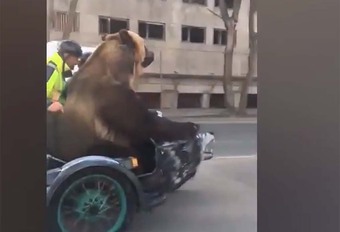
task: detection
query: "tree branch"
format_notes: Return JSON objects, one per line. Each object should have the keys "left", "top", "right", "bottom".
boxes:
{"left": 62, "top": 0, "right": 79, "bottom": 40}
{"left": 47, "top": 0, "right": 55, "bottom": 41}
{"left": 232, "top": 0, "right": 242, "bottom": 22}
{"left": 206, "top": 8, "right": 222, "bottom": 19}
{"left": 249, "top": 0, "right": 257, "bottom": 45}
{"left": 219, "top": 0, "right": 231, "bottom": 22}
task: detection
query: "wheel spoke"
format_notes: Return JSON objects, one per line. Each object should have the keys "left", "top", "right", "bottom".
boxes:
{"left": 96, "top": 214, "right": 112, "bottom": 221}
{"left": 72, "top": 214, "right": 85, "bottom": 227}
{"left": 97, "top": 180, "right": 105, "bottom": 191}
{"left": 108, "top": 185, "right": 117, "bottom": 193}
{"left": 62, "top": 208, "right": 81, "bottom": 216}
{"left": 112, "top": 205, "right": 122, "bottom": 213}
{"left": 81, "top": 183, "right": 92, "bottom": 196}
{"left": 62, "top": 205, "right": 82, "bottom": 215}
{"left": 99, "top": 195, "right": 110, "bottom": 208}
{"left": 100, "top": 216, "right": 115, "bottom": 230}
{"left": 113, "top": 198, "right": 120, "bottom": 207}
{"left": 82, "top": 223, "right": 93, "bottom": 232}
{"left": 96, "top": 221, "right": 110, "bottom": 232}
{"left": 67, "top": 193, "right": 79, "bottom": 202}
{"left": 98, "top": 205, "right": 112, "bottom": 214}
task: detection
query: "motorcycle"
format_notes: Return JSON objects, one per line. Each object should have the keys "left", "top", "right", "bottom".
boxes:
{"left": 46, "top": 110, "right": 215, "bottom": 232}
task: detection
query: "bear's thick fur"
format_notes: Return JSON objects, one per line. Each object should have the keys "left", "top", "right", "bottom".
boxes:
{"left": 47, "top": 29, "right": 198, "bottom": 166}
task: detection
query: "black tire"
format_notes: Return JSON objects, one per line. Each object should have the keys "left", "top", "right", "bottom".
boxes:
{"left": 47, "top": 167, "right": 137, "bottom": 232}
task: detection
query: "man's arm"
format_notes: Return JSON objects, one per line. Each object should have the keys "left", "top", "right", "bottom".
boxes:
{"left": 46, "top": 63, "right": 58, "bottom": 107}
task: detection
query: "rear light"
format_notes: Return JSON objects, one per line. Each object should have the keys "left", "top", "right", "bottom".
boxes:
{"left": 130, "top": 156, "right": 139, "bottom": 168}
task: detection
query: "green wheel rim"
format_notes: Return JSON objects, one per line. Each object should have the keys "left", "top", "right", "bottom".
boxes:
{"left": 57, "top": 174, "right": 127, "bottom": 232}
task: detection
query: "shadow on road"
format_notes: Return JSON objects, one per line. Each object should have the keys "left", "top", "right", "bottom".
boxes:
{"left": 129, "top": 157, "right": 257, "bottom": 232}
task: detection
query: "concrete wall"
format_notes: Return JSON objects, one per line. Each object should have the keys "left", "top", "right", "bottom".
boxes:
{"left": 49, "top": 0, "right": 252, "bottom": 77}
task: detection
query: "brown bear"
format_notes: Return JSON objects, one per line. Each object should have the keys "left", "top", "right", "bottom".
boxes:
{"left": 47, "top": 29, "right": 199, "bottom": 168}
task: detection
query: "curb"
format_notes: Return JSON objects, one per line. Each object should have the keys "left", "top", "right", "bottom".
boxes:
{"left": 168, "top": 116, "right": 257, "bottom": 124}
{"left": 159, "top": 110, "right": 257, "bottom": 119}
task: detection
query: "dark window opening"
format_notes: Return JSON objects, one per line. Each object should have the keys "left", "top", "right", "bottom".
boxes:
{"left": 137, "top": 93, "right": 161, "bottom": 109}
{"left": 182, "top": 27, "right": 189, "bottom": 41}
{"left": 182, "top": 26, "right": 205, "bottom": 43}
{"left": 110, "top": 19, "right": 128, "bottom": 34}
{"left": 98, "top": 17, "right": 129, "bottom": 34}
{"left": 247, "top": 94, "right": 257, "bottom": 108}
{"left": 183, "top": 0, "right": 207, "bottom": 6}
{"left": 210, "top": 94, "right": 225, "bottom": 108}
{"left": 98, "top": 18, "right": 109, "bottom": 34}
{"left": 213, "top": 28, "right": 237, "bottom": 47}
{"left": 178, "top": 94, "right": 202, "bottom": 108}
{"left": 139, "top": 22, "right": 147, "bottom": 38}
{"left": 138, "top": 21, "right": 165, "bottom": 40}
{"left": 210, "top": 93, "right": 257, "bottom": 108}
{"left": 213, "top": 29, "right": 227, "bottom": 45}
{"left": 214, "top": 0, "right": 234, "bottom": 8}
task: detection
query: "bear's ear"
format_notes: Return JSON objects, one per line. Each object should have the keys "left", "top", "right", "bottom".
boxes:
{"left": 101, "top": 33, "right": 119, "bottom": 41}
{"left": 118, "top": 29, "right": 136, "bottom": 50}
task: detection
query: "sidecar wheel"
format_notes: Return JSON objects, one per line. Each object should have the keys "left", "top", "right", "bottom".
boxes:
{"left": 48, "top": 167, "right": 137, "bottom": 232}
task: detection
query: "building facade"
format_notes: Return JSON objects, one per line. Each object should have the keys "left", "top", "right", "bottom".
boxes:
{"left": 47, "top": 0, "right": 257, "bottom": 109}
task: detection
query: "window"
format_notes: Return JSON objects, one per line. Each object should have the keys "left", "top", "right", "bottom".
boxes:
{"left": 183, "top": 0, "right": 207, "bottom": 6}
{"left": 53, "top": 11, "right": 80, "bottom": 32}
{"left": 178, "top": 94, "right": 202, "bottom": 108}
{"left": 213, "top": 29, "right": 227, "bottom": 45}
{"left": 181, "top": 26, "right": 205, "bottom": 43}
{"left": 98, "top": 17, "right": 129, "bottom": 34}
{"left": 138, "top": 21, "right": 165, "bottom": 40}
{"left": 213, "top": 28, "right": 237, "bottom": 46}
{"left": 214, "top": 0, "right": 234, "bottom": 8}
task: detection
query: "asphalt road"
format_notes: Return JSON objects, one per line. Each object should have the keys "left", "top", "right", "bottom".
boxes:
{"left": 129, "top": 122, "right": 257, "bottom": 232}
{"left": 200, "top": 122, "right": 257, "bottom": 157}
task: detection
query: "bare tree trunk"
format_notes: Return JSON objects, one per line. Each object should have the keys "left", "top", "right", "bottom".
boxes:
{"left": 223, "top": 20, "right": 236, "bottom": 110}
{"left": 47, "top": 0, "right": 54, "bottom": 41}
{"left": 219, "top": 0, "right": 242, "bottom": 113}
{"left": 237, "top": 0, "right": 257, "bottom": 115}
{"left": 62, "top": 0, "right": 79, "bottom": 40}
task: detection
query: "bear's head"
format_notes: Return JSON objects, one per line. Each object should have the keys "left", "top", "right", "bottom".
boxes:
{"left": 100, "top": 29, "right": 154, "bottom": 88}
{"left": 101, "top": 30, "right": 154, "bottom": 68}
{"left": 75, "top": 29, "right": 154, "bottom": 90}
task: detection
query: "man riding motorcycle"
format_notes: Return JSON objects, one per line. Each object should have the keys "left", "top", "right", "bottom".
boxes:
{"left": 46, "top": 40, "right": 83, "bottom": 112}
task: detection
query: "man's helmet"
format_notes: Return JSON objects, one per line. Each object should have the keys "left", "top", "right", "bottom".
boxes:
{"left": 58, "top": 40, "right": 83, "bottom": 58}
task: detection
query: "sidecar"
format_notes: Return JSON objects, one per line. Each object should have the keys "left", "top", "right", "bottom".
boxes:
{"left": 46, "top": 112, "right": 215, "bottom": 232}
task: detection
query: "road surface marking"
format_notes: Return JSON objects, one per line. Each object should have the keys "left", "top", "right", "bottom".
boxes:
{"left": 196, "top": 120, "right": 257, "bottom": 124}
{"left": 214, "top": 154, "right": 257, "bottom": 159}
{"left": 171, "top": 118, "right": 257, "bottom": 124}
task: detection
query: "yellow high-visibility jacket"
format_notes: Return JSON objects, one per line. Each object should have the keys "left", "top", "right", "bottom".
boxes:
{"left": 46, "top": 52, "right": 71, "bottom": 107}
